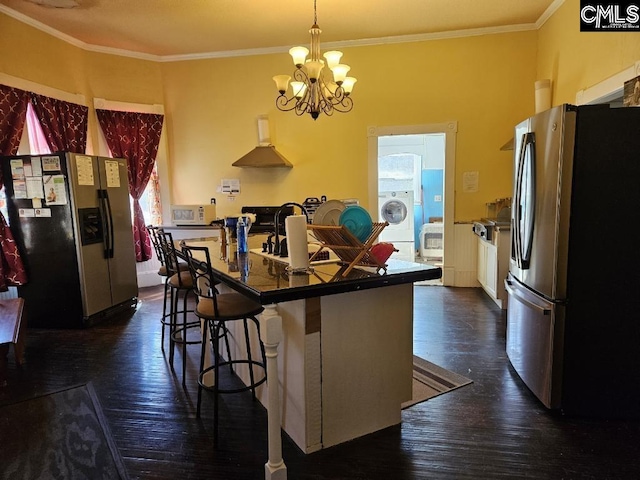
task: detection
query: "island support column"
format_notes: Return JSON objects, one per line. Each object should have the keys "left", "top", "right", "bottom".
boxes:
{"left": 260, "top": 304, "right": 287, "bottom": 480}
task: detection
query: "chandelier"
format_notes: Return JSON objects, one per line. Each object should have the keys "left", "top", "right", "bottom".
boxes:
{"left": 272, "top": 0, "right": 357, "bottom": 121}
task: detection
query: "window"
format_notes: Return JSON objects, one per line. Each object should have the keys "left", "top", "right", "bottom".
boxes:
{"left": 0, "top": 103, "right": 52, "bottom": 222}
{"left": 93, "top": 98, "right": 166, "bottom": 228}
{"left": 378, "top": 153, "right": 422, "bottom": 204}
{"left": 133, "top": 163, "right": 162, "bottom": 226}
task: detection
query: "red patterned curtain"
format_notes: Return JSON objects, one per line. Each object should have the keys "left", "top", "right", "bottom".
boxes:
{"left": 29, "top": 93, "right": 88, "bottom": 153}
{"left": 0, "top": 84, "right": 30, "bottom": 291}
{"left": 96, "top": 109, "right": 164, "bottom": 262}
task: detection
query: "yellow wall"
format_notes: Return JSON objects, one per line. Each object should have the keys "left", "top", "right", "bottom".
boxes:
{"left": 0, "top": 13, "right": 164, "bottom": 150}
{"left": 6, "top": 2, "right": 639, "bottom": 222}
{"left": 161, "top": 32, "right": 537, "bottom": 221}
{"left": 538, "top": 0, "right": 640, "bottom": 105}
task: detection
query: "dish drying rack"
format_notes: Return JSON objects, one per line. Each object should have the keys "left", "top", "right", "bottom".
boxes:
{"left": 307, "top": 222, "right": 389, "bottom": 275}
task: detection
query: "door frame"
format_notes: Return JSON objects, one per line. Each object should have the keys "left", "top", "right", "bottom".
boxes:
{"left": 367, "top": 121, "right": 457, "bottom": 285}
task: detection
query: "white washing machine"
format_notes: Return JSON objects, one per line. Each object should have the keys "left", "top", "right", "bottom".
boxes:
{"left": 378, "top": 191, "right": 415, "bottom": 261}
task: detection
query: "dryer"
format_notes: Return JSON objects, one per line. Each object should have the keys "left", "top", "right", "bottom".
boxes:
{"left": 378, "top": 191, "right": 415, "bottom": 261}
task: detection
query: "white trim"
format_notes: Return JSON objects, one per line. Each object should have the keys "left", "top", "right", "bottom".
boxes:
{"left": 575, "top": 60, "right": 640, "bottom": 105}
{"left": 0, "top": 72, "right": 86, "bottom": 105}
{"left": 0, "top": 5, "right": 160, "bottom": 62}
{"left": 0, "top": 3, "right": 554, "bottom": 63}
{"left": 367, "top": 121, "right": 457, "bottom": 286}
{"left": 93, "top": 98, "right": 164, "bottom": 115}
{"left": 160, "top": 24, "right": 538, "bottom": 63}
{"left": 536, "top": 0, "right": 565, "bottom": 29}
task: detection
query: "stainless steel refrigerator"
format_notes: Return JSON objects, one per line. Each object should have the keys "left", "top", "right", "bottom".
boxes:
{"left": 1, "top": 152, "right": 138, "bottom": 328}
{"left": 506, "top": 104, "right": 640, "bottom": 419}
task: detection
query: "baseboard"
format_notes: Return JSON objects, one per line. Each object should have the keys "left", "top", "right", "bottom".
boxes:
{"left": 136, "top": 270, "right": 162, "bottom": 288}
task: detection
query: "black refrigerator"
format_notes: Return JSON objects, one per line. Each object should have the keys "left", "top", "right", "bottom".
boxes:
{"left": 505, "top": 104, "right": 640, "bottom": 419}
{"left": 1, "top": 152, "right": 138, "bottom": 328}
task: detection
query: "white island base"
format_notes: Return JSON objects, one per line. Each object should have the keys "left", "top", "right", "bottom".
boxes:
{"left": 227, "top": 283, "right": 414, "bottom": 453}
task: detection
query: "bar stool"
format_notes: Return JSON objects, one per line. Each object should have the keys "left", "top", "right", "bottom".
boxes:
{"left": 146, "top": 225, "right": 189, "bottom": 349}
{"left": 181, "top": 243, "right": 267, "bottom": 445}
{"left": 157, "top": 228, "right": 201, "bottom": 386}
{"left": 146, "top": 225, "right": 171, "bottom": 346}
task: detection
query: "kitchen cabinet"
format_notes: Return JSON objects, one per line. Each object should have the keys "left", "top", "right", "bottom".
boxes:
{"left": 477, "top": 228, "right": 509, "bottom": 309}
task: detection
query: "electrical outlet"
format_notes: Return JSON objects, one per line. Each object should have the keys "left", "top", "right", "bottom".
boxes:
{"left": 434, "top": 195, "right": 442, "bottom": 202}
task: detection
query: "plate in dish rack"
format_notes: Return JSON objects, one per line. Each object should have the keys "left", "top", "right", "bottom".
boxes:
{"left": 312, "top": 199, "right": 346, "bottom": 226}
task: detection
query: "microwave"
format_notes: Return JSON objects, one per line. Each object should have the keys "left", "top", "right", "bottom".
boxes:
{"left": 170, "top": 204, "right": 217, "bottom": 226}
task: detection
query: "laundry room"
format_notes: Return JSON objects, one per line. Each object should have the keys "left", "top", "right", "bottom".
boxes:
{"left": 377, "top": 133, "right": 445, "bottom": 264}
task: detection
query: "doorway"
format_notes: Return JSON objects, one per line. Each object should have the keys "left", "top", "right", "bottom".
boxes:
{"left": 367, "top": 122, "right": 457, "bottom": 286}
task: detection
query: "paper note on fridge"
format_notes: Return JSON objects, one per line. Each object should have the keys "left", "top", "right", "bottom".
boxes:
{"left": 43, "top": 175, "right": 68, "bottom": 205}
{"left": 26, "top": 177, "right": 44, "bottom": 199}
{"left": 76, "top": 155, "right": 95, "bottom": 186}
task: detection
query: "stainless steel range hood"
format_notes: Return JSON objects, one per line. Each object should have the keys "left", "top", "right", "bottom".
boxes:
{"left": 232, "top": 116, "right": 293, "bottom": 168}
{"left": 500, "top": 138, "right": 514, "bottom": 151}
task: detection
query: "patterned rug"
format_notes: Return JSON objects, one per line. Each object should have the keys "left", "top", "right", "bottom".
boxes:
{"left": 402, "top": 355, "right": 473, "bottom": 409}
{"left": 0, "top": 383, "right": 129, "bottom": 479}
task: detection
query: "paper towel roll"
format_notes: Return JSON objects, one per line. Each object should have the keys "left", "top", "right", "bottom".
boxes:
{"left": 285, "top": 214, "right": 310, "bottom": 271}
{"left": 535, "top": 79, "right": 551, "bottom": 114}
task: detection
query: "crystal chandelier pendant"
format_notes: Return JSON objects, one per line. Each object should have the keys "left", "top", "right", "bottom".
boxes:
{"left": 272, "top": 0, "right": 357, "bottom": 120}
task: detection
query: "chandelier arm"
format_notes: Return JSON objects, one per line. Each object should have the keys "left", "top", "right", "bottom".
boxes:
{"left": 331, "top": 95, "right": 354, "bottom": 113}
{"left": 275, "top": 94, "right": 301, "bottom": 112}
{"left": 292, "top": 68, "right": 308, "bottom": 83}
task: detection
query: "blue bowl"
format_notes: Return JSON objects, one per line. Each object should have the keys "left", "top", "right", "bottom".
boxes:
{"left": 339, "top": 206, "right": 373, "bottom": 243}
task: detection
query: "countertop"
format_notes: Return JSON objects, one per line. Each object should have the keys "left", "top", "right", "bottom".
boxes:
{"left": 180, "top": 237, "right": 442, "bottom": 305}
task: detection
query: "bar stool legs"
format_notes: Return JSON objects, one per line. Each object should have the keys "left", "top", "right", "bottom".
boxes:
{"left": 196, "top": 316, "right": 267, "bottom": 445}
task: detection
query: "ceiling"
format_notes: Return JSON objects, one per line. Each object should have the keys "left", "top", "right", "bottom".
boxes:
{"left": 0, "top": 0, "right": 558, "bottom": 59}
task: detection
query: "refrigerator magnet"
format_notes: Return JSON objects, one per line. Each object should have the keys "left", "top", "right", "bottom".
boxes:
{"left": 18, "top": 208, "right": 35, "bottom": 218}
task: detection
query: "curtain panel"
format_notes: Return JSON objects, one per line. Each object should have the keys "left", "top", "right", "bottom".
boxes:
{"left": 0, "top": 84, "right": 30, "bottom": 290}
{"left": 96, "top": 109, "right": 164, "bottom": 262}
{"left": 29, "top": 93, "right": 89, "bottom": 154}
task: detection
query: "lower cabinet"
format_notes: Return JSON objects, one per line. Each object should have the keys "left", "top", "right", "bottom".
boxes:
{"left": 477, "top": 230, "right": 509, "bottom": 309}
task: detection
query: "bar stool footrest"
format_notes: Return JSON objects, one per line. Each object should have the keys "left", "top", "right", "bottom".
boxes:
{"left": 198, "top": 359, "right": 267, "bottom": 394}
{"left": 171, "top": 322, "right": 203, "bottom": 345}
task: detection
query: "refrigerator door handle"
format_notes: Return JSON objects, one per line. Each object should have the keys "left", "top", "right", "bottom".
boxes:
{"left": 505, "top": 279, "right": 551, "bottom": 315}
{"left": 514, "top": 132, "right": 536, "bottom": 269}
{"left": 513, "top": 133, "right": 526, "bottom": 266}
{"left": 103, "top": 189, "right": 115, "bottom": 258}
{"left": 98, "top": 189, "right": 114, "bottom": 259}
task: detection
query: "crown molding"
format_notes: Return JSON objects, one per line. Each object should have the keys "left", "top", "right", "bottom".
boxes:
{"left": 536, "top": 0, "right": 565, "bottom": 28}
{"left": 0, "top": 3, "right": 559, "bottom": 64}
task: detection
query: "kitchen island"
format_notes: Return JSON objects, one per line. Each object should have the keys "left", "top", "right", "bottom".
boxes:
{"left": 180, "top": 235, "right": 441, "bottom": 461}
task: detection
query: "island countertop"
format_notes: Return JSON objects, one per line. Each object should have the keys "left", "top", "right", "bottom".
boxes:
{"left": 180, "top": 237, "right": 442, "bottom": 304}
{"left": 178, "top": 234, "right": 438, "bottom": 454}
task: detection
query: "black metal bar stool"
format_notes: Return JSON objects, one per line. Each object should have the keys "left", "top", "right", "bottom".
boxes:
{"left": 157, "top": 229, "right": 201, "bottom": 386}
{"left": 147, "top": 225, "right": 190, "bottom": 349}
{"left": 181, "top": 243, "right": 267, "bottom": 445}
{"left": 146, "top": 225, "right": 171, "bottom": 347}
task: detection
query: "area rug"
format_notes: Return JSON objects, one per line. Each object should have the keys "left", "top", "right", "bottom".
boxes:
{"left": 0, "top": 383, "right": 129, "bottom": 480}
{"left": 402, "top": 355, "right": 473, "bottom": 409}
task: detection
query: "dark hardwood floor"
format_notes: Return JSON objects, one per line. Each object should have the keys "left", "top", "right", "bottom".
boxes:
{"left": 2, "top": 285, "right": 639, "bottom": 479}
